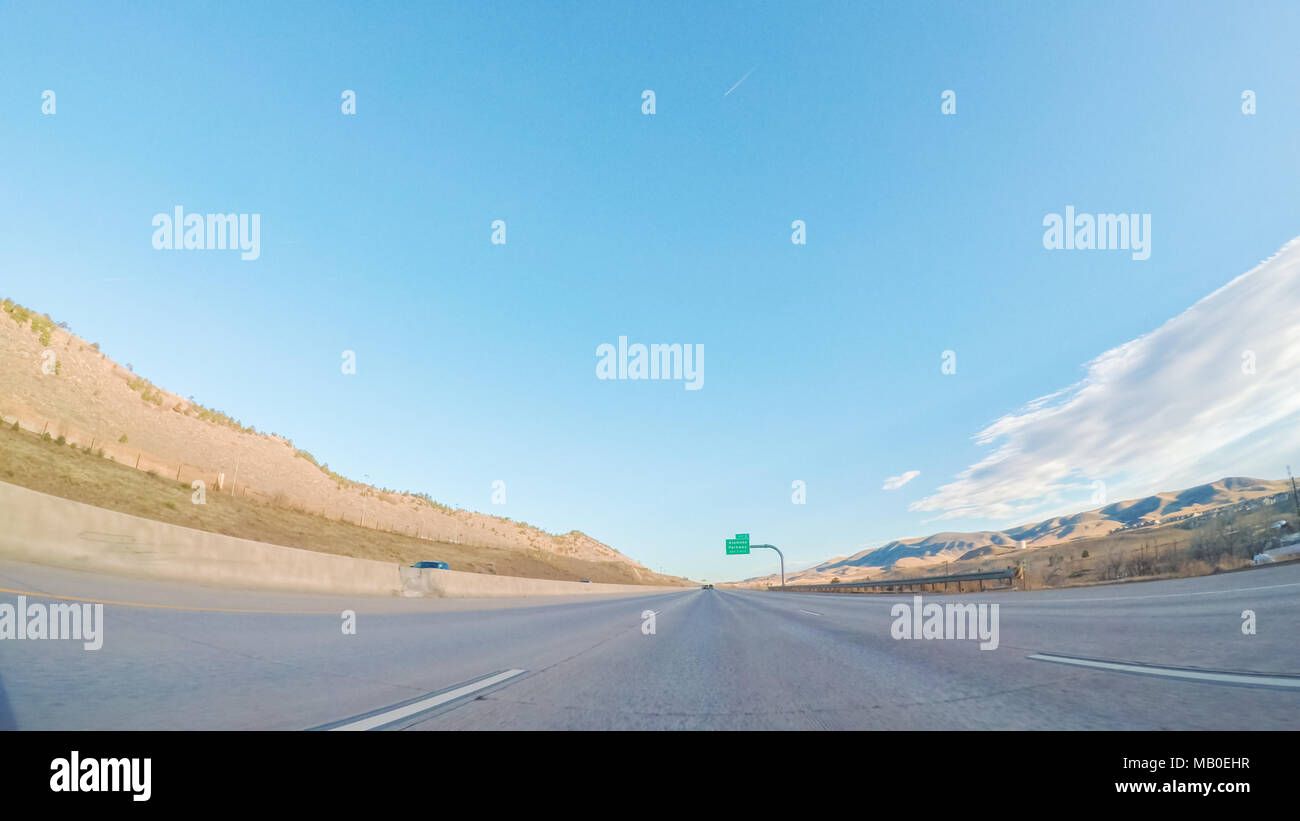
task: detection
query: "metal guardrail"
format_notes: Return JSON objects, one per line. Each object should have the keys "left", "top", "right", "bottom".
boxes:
{"left": 770, "top": 566, "right": 1018, "bottom": 594}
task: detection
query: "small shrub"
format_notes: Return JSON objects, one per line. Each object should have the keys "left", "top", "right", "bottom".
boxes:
{"left": 119, "top": 434, "right": 128, "bottom": 443}
{"left": 1080, "top": 550, "right": 1090, "bottom": 558}
{"left": 3, "top": 300, "right": 32, "bottom": 326}
{"left": 32, "top": 317, "right": 53, "bottom": 347}
{"left": 1124, "top": 554, "right": 1155, "bottom": 577}
{"left": 1098, "top": 555, "right": 1126, "bottom": 581}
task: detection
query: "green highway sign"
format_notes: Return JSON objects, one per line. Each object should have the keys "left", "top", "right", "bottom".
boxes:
{"left": 726, "top": 533, "right": 750, "bottom": 555}
{"left": 723, "top": 537, "right": 784, "bottom": 587}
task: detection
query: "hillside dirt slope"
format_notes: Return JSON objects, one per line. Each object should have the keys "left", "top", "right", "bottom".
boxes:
{"left": 738, "top": 477, "right": 1295, "bottom": 587}
{"left": 0, "top": 299, "right": 689, "bottom": 586}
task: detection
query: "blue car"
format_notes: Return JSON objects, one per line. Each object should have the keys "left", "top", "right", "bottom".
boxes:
{"left": 411, "top": 560, "right": 450, "bottom": 570}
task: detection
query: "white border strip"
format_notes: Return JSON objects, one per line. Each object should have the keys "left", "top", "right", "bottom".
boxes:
{"left": 330, "top": 669, "right": 528, "bottom": 730}
{"left": 1027, "top": 653, "right": 1300, "bottom": 689}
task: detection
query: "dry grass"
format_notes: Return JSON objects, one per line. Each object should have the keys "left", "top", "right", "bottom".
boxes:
{"left": 761, "top": 499, "right": 1299, "bottom": 593}
{"left": 0, "top": 303, "right": 671, "bottom": 575}
{"left": 0, "top": 423, "right": 682, "bottom": 584}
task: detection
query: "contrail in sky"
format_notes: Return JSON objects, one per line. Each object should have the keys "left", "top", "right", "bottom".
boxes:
{"left": 724, "top": 66, "right": 757, "bottom": 96}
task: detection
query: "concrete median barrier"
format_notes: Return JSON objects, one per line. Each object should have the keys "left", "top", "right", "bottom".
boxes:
{"left": 397, "top": 564, "right": 678, "bottom": 598}
{"left": 0, "top": 482, "right": 683, "bottom": 598}
{"left": 0, "top": 481, "right": 403, "bottom": 595}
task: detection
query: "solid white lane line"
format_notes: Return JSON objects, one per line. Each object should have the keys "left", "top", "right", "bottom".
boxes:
{"left": 1018, "top": 580, "right": 1300, "bottom": 605}
{"left": 330, "top": 669, "right": 528, "bottom": 731}
{"left": 798, "top": 609, "right": 823, "bottom": 616}
{"left": 1027, "top": 654, "right": 1300, "bottom": 689}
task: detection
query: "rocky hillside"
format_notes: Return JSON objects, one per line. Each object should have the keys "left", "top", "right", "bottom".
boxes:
{"left": 0, "top": 298, "right": 689, "bottom": 585}
{"left": 741, "top": 477, "right": 1293, "bottom": 585}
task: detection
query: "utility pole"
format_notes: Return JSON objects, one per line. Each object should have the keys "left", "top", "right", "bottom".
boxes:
{"left": 1289, "top": 466, "right": 1300, "bottom": 523}
{"left": 363, "top": 474, "right": 372, "bottom": 531}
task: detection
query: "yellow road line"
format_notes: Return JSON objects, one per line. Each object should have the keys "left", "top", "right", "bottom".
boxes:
{"left": 0, "top": 587, "right": 334, "bottom": 615}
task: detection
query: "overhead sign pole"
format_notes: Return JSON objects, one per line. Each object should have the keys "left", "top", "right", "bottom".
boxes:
{"left": 725, "top": 534, "right": 784, "bottom": 587}
{"left": 751, "top": 544, "right": 785, "bottom": 587}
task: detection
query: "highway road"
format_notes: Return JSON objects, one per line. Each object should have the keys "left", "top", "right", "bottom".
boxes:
{"left": 1, "top": 557, "right": 1298, "bottom": 730}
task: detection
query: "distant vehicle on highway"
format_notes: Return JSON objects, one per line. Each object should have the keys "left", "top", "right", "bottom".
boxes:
{"left": 411, "top": 561, "right": 450, "bottom": 570}
{"left": 579, "top": 579, "right": 592, "bottom": 583}
{"left": 702, "top": 583, "right": 714, "bottom": 589}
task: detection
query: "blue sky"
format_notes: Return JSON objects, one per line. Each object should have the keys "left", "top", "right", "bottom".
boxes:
{"left": 3, "top": 1, "right": 1299, "bottom": 580}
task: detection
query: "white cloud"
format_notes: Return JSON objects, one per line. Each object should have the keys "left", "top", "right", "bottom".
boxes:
{"left": 883, "top": 470, "right": 920, "bottom": 490}
{"left": 912, "top": 237, "right": 1300, "bottom": 522}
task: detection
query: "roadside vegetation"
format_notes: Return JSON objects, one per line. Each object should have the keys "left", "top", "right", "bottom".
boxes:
{"left": 776, "top": 494, "right": 1298, "bottom": 594}
{"left": 0, "top": 421, "right": 655, "bottom": 584}
{"left": 3, "top": 298, "right": 55, "bottom": 346}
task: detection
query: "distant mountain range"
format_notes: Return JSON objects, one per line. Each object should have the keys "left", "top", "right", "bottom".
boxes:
{"left": 740, "top": 477, "right": 1293, "bottom": 585}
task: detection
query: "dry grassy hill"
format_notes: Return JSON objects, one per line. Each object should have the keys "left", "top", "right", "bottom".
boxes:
{"left": 0, "top": 298, "right": 690, "bottom": 586}
{"left": 738, "top": 477, "right": 1297, "bottom": 588}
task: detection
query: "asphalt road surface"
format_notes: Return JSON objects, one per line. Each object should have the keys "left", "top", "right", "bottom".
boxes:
{"left": 2, "top": 557, "right": 1298, "bottom": 730}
